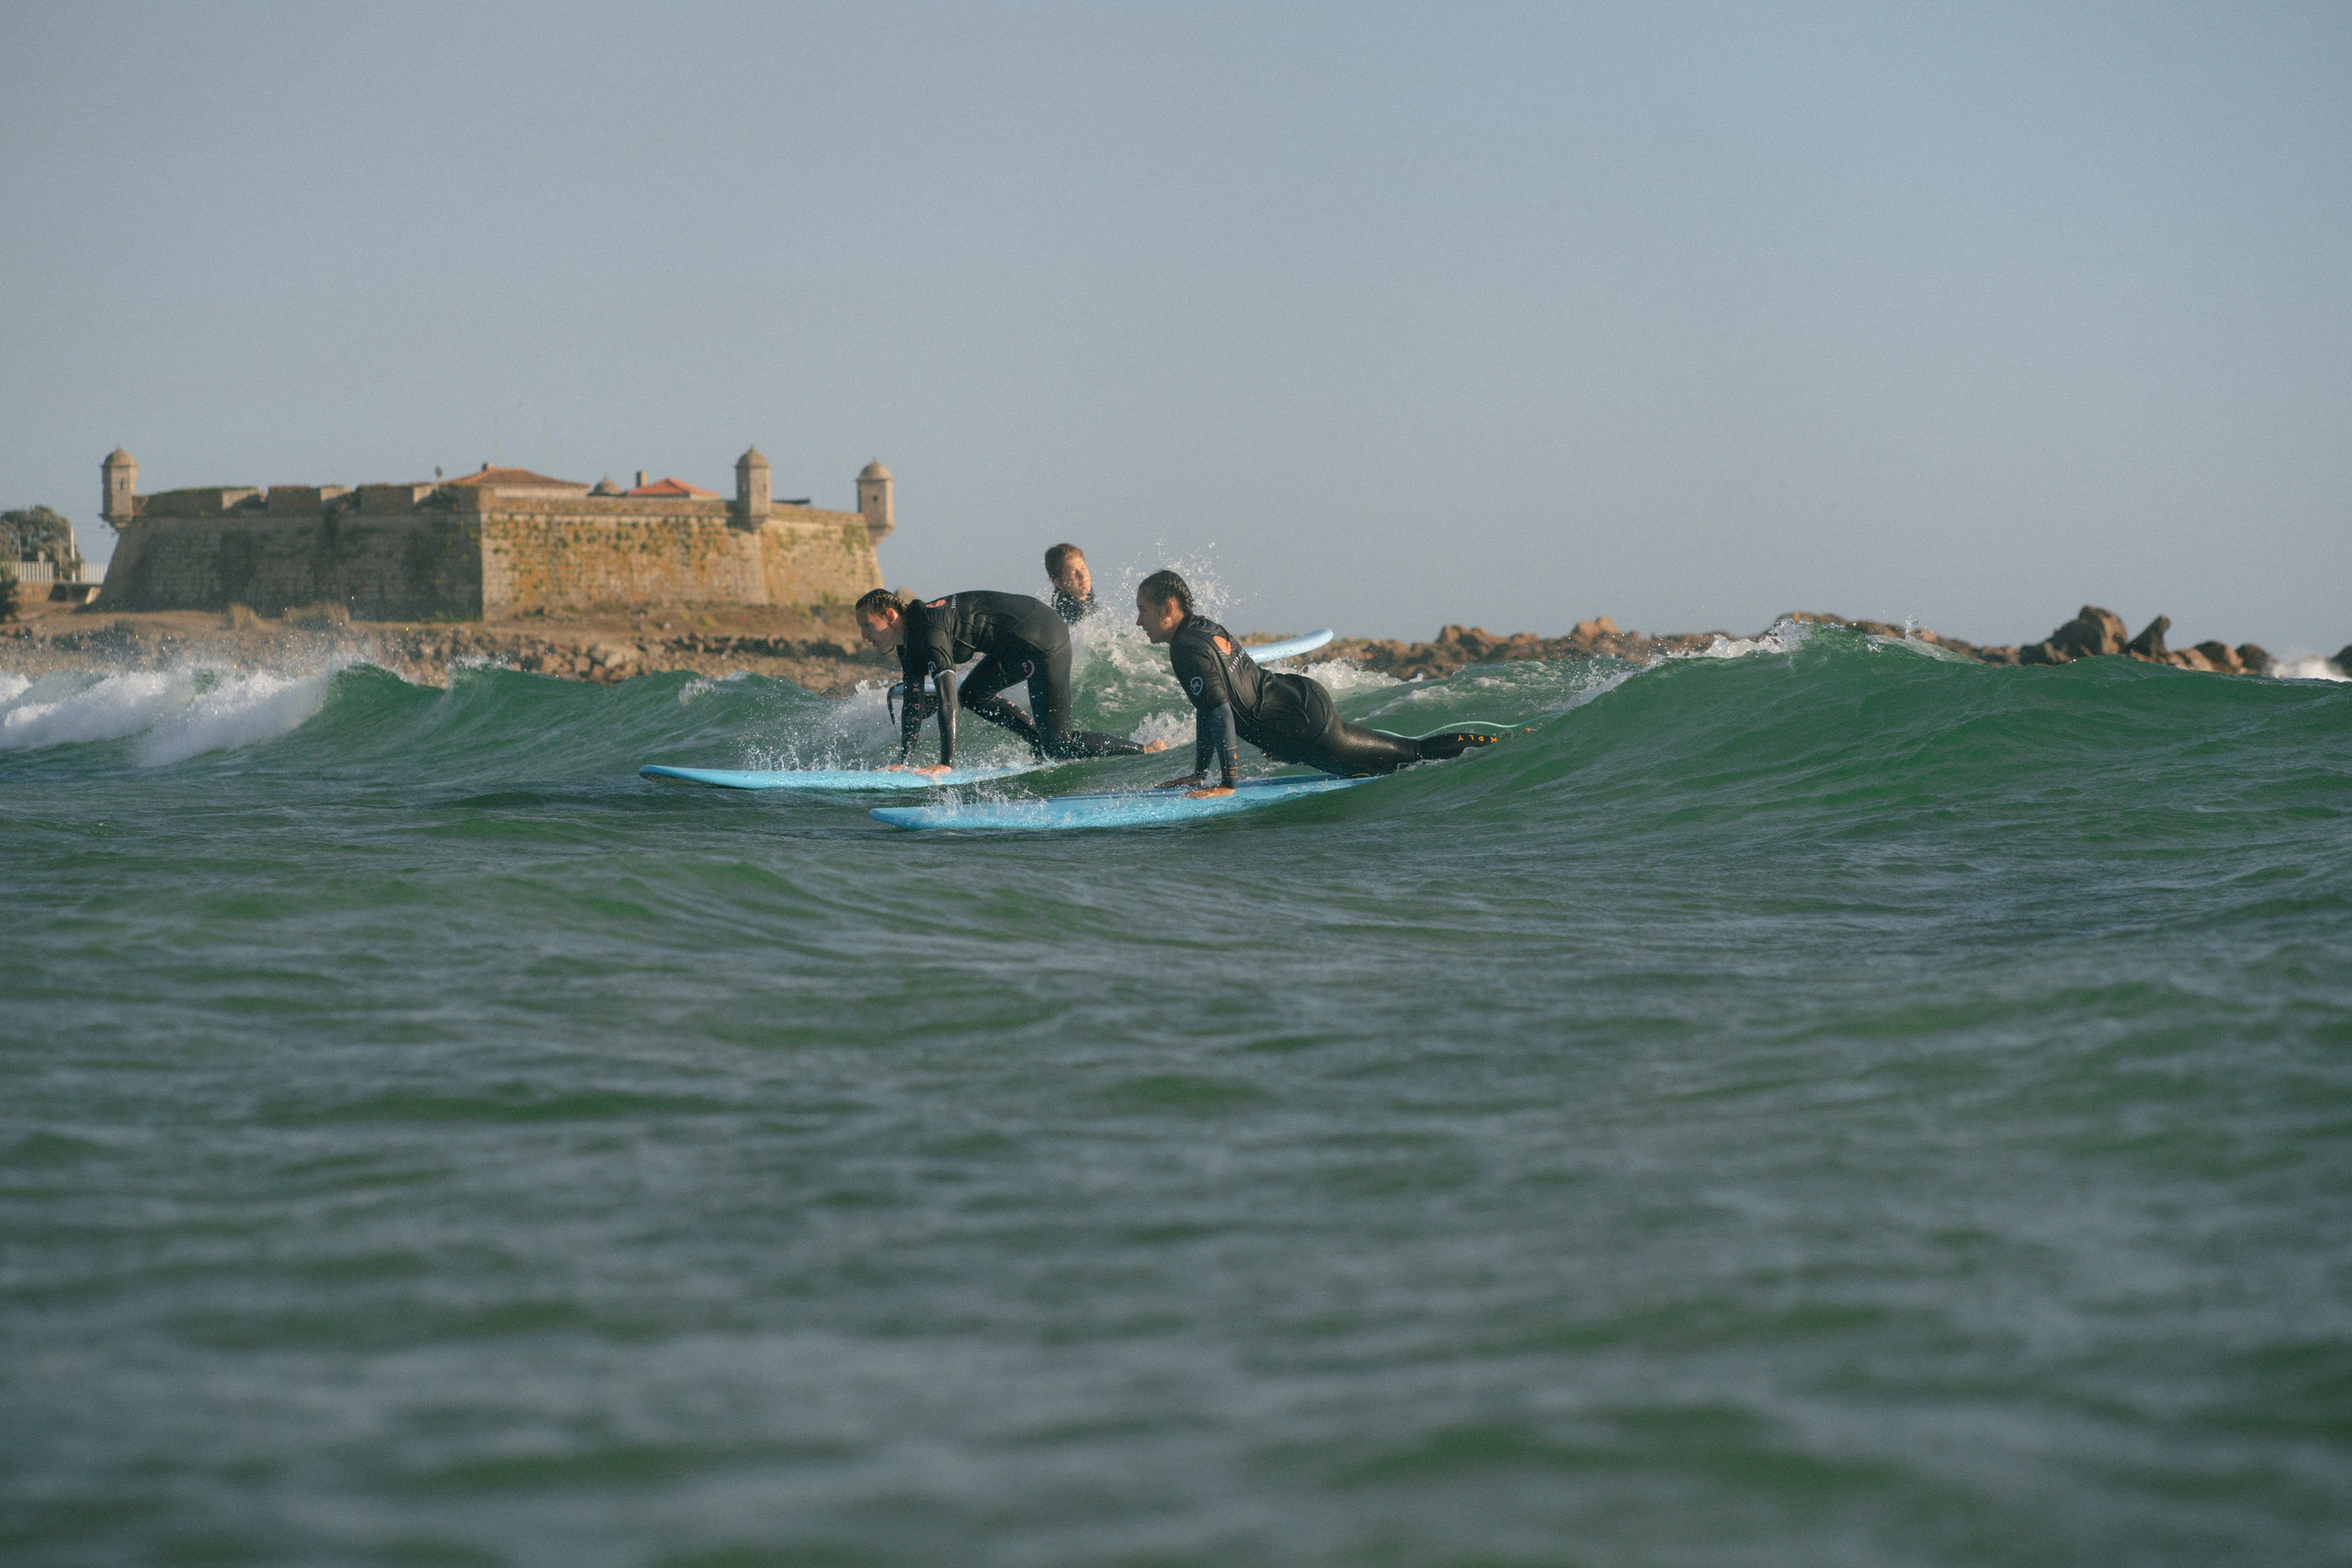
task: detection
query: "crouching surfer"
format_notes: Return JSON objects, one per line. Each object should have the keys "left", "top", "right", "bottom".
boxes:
{"left": 1134, "top": 569, "right": 1499, "bottom": 797}
{"left": 856, "top": 588, "right": 1166, "bottom": 776}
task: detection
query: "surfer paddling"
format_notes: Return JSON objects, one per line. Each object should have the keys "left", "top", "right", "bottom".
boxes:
{"left": 1134, "top": 570, "right": 1499, "bottom": 798}
{"left": 857, "top": 589, "right": 1166, "bottom": 776}
{"left": 1045, "top": 544, "right": 1097, "bottom": 624}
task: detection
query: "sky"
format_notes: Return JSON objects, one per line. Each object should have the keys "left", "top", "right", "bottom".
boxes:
{"left": 3, "top": 1, "right": 2346, "bottom": 650}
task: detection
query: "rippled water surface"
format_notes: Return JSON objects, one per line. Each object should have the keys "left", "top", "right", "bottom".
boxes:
{"left": 5, "top": 623, "right": 2349, "bottom": 1565}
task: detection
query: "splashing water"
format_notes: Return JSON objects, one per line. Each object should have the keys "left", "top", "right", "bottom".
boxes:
{"left": 0, "top": 662, "right": 342, "bottom": 764}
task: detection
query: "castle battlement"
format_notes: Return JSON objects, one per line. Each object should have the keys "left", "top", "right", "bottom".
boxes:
{"left": 93, "top": 448, "right": 893, "bottom": 619}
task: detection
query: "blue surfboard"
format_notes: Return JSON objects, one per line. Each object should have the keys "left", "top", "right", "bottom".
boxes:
{"left": 870, "top": 772, "right": 1373, "bottom": 832}
{"left": 1245, "top": 629, "right": 1335, "bottom": 662}
{"left": 640, "top": 762, "right": 1047, "bottom": 792}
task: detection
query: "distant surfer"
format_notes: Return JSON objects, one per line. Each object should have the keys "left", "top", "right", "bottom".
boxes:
{"left": 1045, "top": 543, "right": 1097, "bottom": 624}
{"left": 857, "top": 588, "right": 1166, "bottom": 775}
{"left": 1134, "top": 570, "right": 1498, "bottom": 797}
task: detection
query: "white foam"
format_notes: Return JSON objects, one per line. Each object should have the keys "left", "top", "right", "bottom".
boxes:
{"left": 0, "top": 663, "right": 338, "bottom": 763}
{"left": 1128, "top": 710, "right": 1192, "bottom": 749}
{"left": 1296, "top": 656, "right": 1401, "bottom": 696}
{"left": 1686, "top": 616, "right": 1816, "bottom": 661}
{"left": 2274, "top": 655, "right": 2349, "bottom": 683}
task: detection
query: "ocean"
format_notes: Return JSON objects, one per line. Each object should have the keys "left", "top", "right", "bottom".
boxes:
{"left": 5, "top": 619, "right": 2349, "bottom": 1566}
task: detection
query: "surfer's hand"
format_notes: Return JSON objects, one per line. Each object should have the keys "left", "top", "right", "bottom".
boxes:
{"left": 1140, "top": 738, "right": 1172, "bottom": 753}
{"left": 1185, "top": 786, "right": 1236, "bottom": 800}
{"left": 1156, "top": 772, "right": 1206, "bottom": 791}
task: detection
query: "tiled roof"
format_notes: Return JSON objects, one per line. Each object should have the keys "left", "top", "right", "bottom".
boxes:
{"left": 447, "top": 466, "right": 589, "bottom": 490}
{"left": 623, "top": 476, "right": 721, "bottom": 498}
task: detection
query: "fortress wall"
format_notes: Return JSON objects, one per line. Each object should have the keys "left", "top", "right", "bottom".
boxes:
{"left": 90, "top": 496, "right": 881, "bottom": 621}
{"left": 476, "top": 503, "right": 881, "bottom": 617}
{"left": 95, "top": 512, "right": 482, "bottom": 618}
{"left": 479, "top": 504, "right": 767, "bottom": 617}
{"left": 759, "top": 512, "right": 885, "bottom": 606}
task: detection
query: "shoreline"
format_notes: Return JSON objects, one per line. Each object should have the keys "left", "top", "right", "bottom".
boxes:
{"left": 3, "top": 600, "right": 2344, "bottom": 691}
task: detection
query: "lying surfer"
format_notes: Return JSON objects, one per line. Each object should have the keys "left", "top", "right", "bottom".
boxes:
{"left": 1134, "top": 569, "right": 1499, "bottom": 797}
{"left": 857, "top": 588, "right": 1166, "bottom": 776}
{"left": 1045, "top": 543, "right": 1097, "bottom": 624}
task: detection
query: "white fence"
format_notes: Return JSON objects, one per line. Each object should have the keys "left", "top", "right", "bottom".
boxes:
{"left": 4, "top": 561, "right": 105, "bottom": 587}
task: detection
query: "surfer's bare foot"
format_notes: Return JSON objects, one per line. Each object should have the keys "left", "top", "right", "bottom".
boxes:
{"left": 1185, "top": 786, "right": 1236, "bottom": 800}
{"left": 910, "top": 764, "right": 952, "bottom": 778}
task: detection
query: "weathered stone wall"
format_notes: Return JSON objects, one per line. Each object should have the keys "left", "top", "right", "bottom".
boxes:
{"left": 92, "top": 496, "right": 882, "bottom": 620}
{"left": 759, "top": 513, "right": 887, "bottom": 608}
{"left": 477, "top": 500, "right": 881, "bottom": 617}
{"left": 96, "top": 512, "right": 483, "bottom": 619}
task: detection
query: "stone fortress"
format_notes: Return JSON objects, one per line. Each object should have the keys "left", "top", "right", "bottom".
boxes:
{"left": 92, "top": 446, "right": 893, "bottom": 619}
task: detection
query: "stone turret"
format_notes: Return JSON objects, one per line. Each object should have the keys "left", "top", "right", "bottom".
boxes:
{"left": 736, "top": 447, "right": 771, "bottom": 527}
{"left": 102, "top": 446, "right": 139, "bottom": 526}
{"left": 857, "top": 460, "right": 893, "bottom": 544}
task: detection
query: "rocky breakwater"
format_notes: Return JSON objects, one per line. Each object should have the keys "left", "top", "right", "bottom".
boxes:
{"left": 10, "top": 600, "right": 2340, "bottom": 691}
{"left": 1318, "top": 616, "right": 1710, "bottom": 679}
{"left": 1318, "top": 606, "right": 2331, "bottom": 681}
{"left": 1318, "top": 612, "right": 1986, "bottom": 679}
{"left": 2008, "top": 606, "right": 2282, "bottom": 676}
{"left": 370, "top": 625, "right": 889, "bottom": 693}
{"left": 0, "top": 603, "right": 896, "bottom": 696}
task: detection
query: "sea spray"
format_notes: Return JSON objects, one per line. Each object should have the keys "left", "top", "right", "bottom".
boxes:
{"left": 2275, "top": 653, "right": 2351, "bottom": 683}
{"left": 0, "top": 662, "right": 342, "bottom": 762}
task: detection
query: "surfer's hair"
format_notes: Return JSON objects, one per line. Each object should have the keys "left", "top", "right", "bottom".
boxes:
{"left": 854, "top": 588, "right": 902, "bottom": 621}
{"left": 1044, "top": 543, "right": 1085, "bottom": 578}
{"left": 1137, "top": 569, "right": 1192, "bottom": 616}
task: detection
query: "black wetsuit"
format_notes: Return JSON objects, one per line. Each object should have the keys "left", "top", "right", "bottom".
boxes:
{"left": 1051, "top": 585, "right": 1098, "bottom": 625}
{"left": 1166, "top": 614, "right": 1495, "bottom": 785}
{"left": 895, "top": 591, "right": 1146, "bottom": 767}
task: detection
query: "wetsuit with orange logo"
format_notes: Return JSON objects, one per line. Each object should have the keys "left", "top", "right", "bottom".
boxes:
{"left": 1166, "top": 614, "right": 1497, "bottom": 784}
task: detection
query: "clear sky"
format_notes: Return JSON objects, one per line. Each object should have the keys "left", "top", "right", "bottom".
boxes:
{"left": 4, "top": 1, "right": 2346, "bottom": 650}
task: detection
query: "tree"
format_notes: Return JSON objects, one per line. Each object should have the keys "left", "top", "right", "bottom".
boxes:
{"left": 0, "top": 505, "right": 84, "bottom": 577}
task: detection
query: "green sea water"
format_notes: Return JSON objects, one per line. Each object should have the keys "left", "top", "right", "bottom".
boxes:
{"left": 4, "top": 621, "right": 2349, "bottom": 1566}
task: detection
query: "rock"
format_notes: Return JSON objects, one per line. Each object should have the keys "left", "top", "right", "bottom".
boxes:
{"left": 2192, "top": 640, "right": 2242, "bottom": 674}
{"left": 2235, "top": 644, "right": 2273, "bottom": 676}
{"left": 2021, "top": 605, "right": 2128, "bottom": 664}
{"left": 2332, "top": 645, "right": 2352, "bottom": 678}
{"left": 2127, "top": 615, "right": 2170, "bottom": 660}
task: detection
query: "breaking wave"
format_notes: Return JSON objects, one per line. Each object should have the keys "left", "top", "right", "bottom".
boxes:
{"left": 0, "top": 663, "right": 344, "bottom": 766}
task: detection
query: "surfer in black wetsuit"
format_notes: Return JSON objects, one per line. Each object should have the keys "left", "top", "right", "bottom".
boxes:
{"left": 1045, "top": 543, "right": 1097, "bottom": 625}
{"left": 856, "top": 587, "right": 1165, "bottom": 775}
{"left": 1134, "top": 570, "right": 1500, "bottom": 796}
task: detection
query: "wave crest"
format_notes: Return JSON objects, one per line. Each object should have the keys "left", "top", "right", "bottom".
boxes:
{"left": 0, "top": 663, "right": 342, "bottom": 764}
